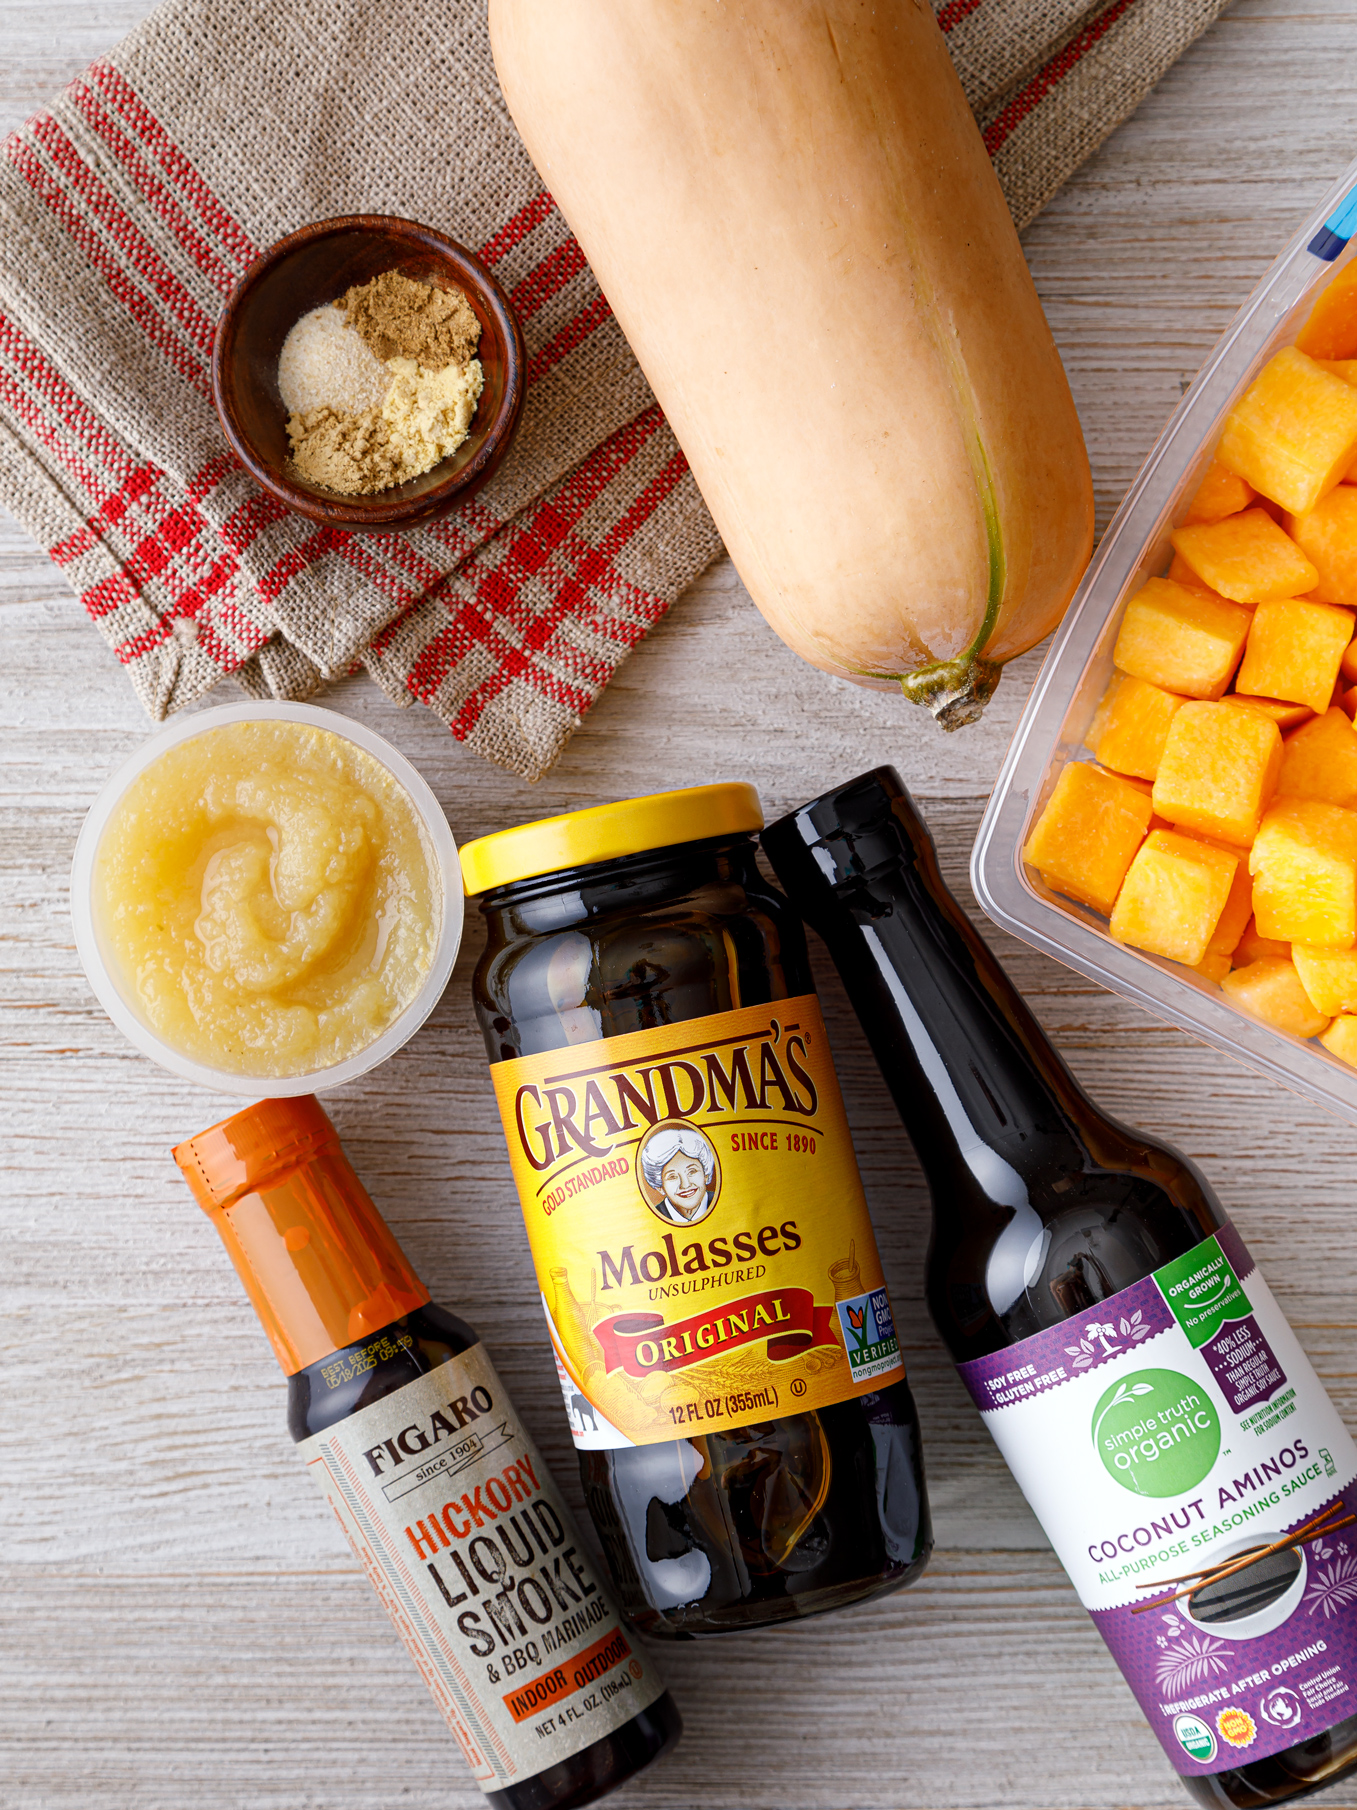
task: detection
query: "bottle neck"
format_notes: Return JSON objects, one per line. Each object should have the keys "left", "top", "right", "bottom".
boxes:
{"left": 479, "top": 834, "right": 761, "bottom": 939}
{"left": 287, "top": 1301, "right": 479, "bottom": 1441}
{"left": 175, "top": 1102, "right": 429, "bottom": 1376}
{"left": 775, "top": 803, "right": 1095, "bottom": 1195}
{"left": 474, "top": 833, "right": 811, "bottom": 1062}
{"left": 763, "top": 772, "right": 1223, "bottom": 1362}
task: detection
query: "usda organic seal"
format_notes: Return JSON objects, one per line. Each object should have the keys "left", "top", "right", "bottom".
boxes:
{"left": 1174, "top": 1714, "right": 1217, "bottom": 1764}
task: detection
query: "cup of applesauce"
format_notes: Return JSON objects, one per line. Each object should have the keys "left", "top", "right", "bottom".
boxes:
{"left": 71, "top": 702, "right": 462, "bottom": 1094}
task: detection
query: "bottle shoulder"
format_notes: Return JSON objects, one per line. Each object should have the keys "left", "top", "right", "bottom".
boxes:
{"left": 474, "top": 876, "right": 811, "bottom": 1061}
{"left": 928, "top": 1145, "right": 1227, "bottom": 1364}
{"left": 287, "top": 1301, "right": 480, "bottom": 1441}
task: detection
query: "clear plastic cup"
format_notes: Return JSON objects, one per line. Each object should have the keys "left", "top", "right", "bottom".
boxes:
{"left": 973, "top": 155, "right": 1357, "bottom": 1126}
{"left": 70, "top": 701, "right": 463, "bottom": 1096}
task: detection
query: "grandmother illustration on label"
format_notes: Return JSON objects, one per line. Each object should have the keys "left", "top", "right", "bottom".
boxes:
{"left": 462, "top": 783, "right": 932, "bottom": 1637}
{"left": 762, "top": 766, "right": 1357, "bottom": 1809}
{"left": 638, "top": 1122, "right": 720, "bottom": 1225}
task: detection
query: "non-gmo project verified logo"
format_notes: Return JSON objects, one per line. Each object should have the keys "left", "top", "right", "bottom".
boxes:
{"left": 837, "top": 1287, "right": 901, "bottom": 1381}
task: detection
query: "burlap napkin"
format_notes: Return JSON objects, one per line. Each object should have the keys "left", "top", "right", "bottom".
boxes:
{"left": 0, "top": 0, "right": 1229, "bottom": 781}
{"left": 936, "top": 0, "right": 1233, "bottom": 230}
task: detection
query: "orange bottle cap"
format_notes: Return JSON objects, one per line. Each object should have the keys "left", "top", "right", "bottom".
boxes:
{"left": 173, "top": 1097, "right": 429, "bottom": 1375}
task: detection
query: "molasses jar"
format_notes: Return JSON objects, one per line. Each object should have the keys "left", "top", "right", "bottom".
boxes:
{"left": 462, "top": 783, "right": 932, "bottom": 1636}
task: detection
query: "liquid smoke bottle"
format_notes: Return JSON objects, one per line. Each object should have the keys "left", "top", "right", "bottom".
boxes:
{"left": 763, "top": 766, "right": 1357, "bottom": 1809}
{"left": 173, "top": 1096, "right": 680, "bottom": 1810}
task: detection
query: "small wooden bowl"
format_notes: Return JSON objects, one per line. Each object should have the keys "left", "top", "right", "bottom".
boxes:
{"left": 212, "top": 215, "right": 524, "bottom": 533}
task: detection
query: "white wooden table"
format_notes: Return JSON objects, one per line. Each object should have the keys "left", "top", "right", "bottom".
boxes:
{"left": 6, "top": 5, "right": 1357, "bottom": 1806}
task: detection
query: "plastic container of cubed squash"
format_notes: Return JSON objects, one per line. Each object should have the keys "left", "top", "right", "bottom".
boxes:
{"left": 973, "top": 155, "right": 1357, "bottom": 1125}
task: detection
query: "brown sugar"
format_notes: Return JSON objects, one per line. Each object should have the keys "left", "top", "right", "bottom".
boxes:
{"left": 338, "top": 270, "right": 481, "bottom": 369}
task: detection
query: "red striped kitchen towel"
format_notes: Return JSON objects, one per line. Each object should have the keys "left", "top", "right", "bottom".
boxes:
{"left": 937, "top": 0, "right": 1232, "bottom": 230}
{"left": 0, "top": 0, "right": 1228, "bottom": 781}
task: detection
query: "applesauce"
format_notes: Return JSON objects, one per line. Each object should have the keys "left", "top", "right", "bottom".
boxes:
{"left": 93, "top": 719, "right": 439, "bottom": 1076}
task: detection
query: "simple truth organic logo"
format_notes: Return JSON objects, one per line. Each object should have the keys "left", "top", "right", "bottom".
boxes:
{"left": 1091, "top": 1368, "right": 1221, "bottom": 1498}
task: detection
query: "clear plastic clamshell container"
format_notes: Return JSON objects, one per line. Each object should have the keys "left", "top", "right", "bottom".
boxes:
{"left": 973, "top": 157, "right": 1357, "bottom": 1125}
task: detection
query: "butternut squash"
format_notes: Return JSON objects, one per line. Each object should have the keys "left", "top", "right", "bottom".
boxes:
{"left": 489, "top": 0, "right": 1094, "bottom": 725}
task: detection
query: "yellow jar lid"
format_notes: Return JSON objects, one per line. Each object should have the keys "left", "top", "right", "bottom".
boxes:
{"left": 460, "top": 782, "right": 764, "bottom": 896}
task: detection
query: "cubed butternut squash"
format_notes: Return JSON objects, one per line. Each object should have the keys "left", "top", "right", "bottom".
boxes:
{"left": 1152, "top": 701, "right": 1282, "bottom": 846}
{"left": 1249, "top": 797, "right": 1357, "bottom": 946}
{"left": 1113, "top": 770, "right": 1173, "bottom": 830}
{"left": 1185, "top": 833, "right": 1254, "bottom": 980}
{"left": 1166, "top": 551, "right": 1231, "bottom": 601}
{"left": 1088, "top": 674, "right": 1186, "bottom": 780}
{"left": 1311, "top": 364, "right": 1357, "bottom": 481}
{"left": 1024, "top": 762, "right": 1153, "bottom": 916}
{"left": 1216, "top": 347, "right": 1357, "bottom": 514}
{"left": 1292, "top": 943, "right": 1357, "bottom": 1016}
{"left": 1171, "top": 508, "right": 1319, "bottom": 604}
{"left": 1113, "top": 578, "right": 1253, "bottom": 701}
{"left": 1219, "top": 957, "right": 1332, "bottom": 1038}
{"left": 1319, "top": 1014, "right": 1357, "bottom": 1066}
{"left": 1234, "top": 916, "right": 1290, "bottom": 965}
{"left": 1109, "top": 830, "right": 1238, "bottom": 966}
{"left": 1221, "top": 695, "right": 1315, "bottom": 732}
{"left": 1236, "top": 597, "right": 1355, "bottom": 714}
{"left": 1285, "top": 485, "right": 1357, "bottom": 604}
{"left": 1181, "top": 460, "right": 1257, "bottom": 526}
{"left": 1193, "top": 837, "right": 1255, "bottom": 960}
{"left": 1275, "top": 706, "right": 1357, "bottom": 809}
{"left": 1296, "top": 263, "right": 1357, "bottom": 360}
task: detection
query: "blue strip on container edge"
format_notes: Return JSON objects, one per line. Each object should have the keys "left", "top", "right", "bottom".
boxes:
{"left": 1309, "top": 186, "right": 1357, "bottom": 261}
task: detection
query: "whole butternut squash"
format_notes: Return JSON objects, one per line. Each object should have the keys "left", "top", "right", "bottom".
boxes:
{"left": 490, "top": 0, "right": 1094, "bottom": 725}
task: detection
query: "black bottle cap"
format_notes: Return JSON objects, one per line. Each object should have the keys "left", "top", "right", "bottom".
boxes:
{"left": 761, "top": 765, "right": 923, "bottom": 915}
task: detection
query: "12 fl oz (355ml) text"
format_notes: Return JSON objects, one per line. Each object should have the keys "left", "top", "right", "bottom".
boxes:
{"left": 667, "top": 1385, "right": 778, "bottom": 1427}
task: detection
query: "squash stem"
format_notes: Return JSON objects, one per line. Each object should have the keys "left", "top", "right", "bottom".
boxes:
{"left": 899, "top": 431, "right": 1006, "bottom": 730}
{"left": 900, "top": 656, "right": 1001, "bottom": 728}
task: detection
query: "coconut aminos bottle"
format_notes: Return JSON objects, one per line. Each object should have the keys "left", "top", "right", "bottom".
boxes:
{"left": 763, "top": 767, "right": 1357, "bottom": 1809}
{"left": 173, "top": 1096, "right": 680, "bottom": 1809}
{"left": 462, "top": 784, "right": 932, "bottom": 1637}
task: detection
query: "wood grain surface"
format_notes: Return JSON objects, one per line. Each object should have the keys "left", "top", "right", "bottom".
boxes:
{"left": 6, "top": 4, "right": 1357, "bottom": 1807}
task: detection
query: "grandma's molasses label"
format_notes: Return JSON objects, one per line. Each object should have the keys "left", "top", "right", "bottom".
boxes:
{"left": 298, "top": 1342, "right": 663, "bottom": 1793}
{"left": 491, "top": 995, "right": 905, "bottom": 1448}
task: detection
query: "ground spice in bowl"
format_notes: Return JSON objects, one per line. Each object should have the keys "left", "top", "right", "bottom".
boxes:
{"left": 339, "top": 268, "right": 479, "bottom": 366}
{"left": 278, "top": 270, "right": 483, "bottom": 495}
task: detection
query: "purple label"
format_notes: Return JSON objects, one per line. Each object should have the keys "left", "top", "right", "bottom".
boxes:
{"left": 1095, "top": 1489, "right": 1357, "bottom": 1772}
{"left": 1216, "top": 1219, "right": 1257, "bottom": 1286}
{"left": 956, "top": 1221, "right": 1357, "bottom": 1775}
{"left": 1203, "top": 1315, "right": 1287, "bottom": 1416}
{"left": 958, "top": 1270, "right": 1174, "bottom": 1413}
